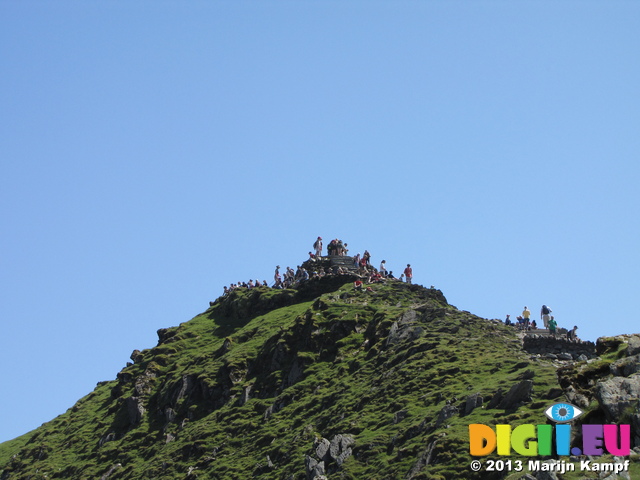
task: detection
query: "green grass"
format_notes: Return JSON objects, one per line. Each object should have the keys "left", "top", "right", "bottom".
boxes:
{"left": 1, "top": 279, "right": 637, "bottom": 479}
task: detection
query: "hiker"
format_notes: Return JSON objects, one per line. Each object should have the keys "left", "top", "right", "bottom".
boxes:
{"left": 354, "top": 280, "right": 363, "bottom": 291}
{"left": 531, "top": 319, "right": 537, "bottom": 329}
{"left": 541, "top": 305, "right": 552, "bottom": 328}
{"left": 505, "top": 314, "right": 511, "bottom": 326}
{"left": 343, "top": 243, "right": 349, "bottom": 256}
{"left": 516, "top": 316, "right": 525, "bottom": 329}
{"left": 379, "top": 260, "right": 387, "bottom": 278}
{"left": 387, "top": 271, "right": 395, "bottom": 279}
{"left": 328, "top": 239, "right": 338, "bottom": 256}
{"left": 274, "top": 265, "right": 281, "bottom": 284}
{"left": 567, "top": 325, "right": 578, "bottom": 341}
{"left": 313, "top": 236, "right": 323, "bottom": 257}
{"left": 404, "top": 264, "right": 413, "bottom": 284}
{"left": 363, "top": 250, "right": 371, "bottom": 266}
{"left": 400, "top": 273, "right": 405, "bottom": 282}
{"left": 548, "top": 316, "right": 558, "bottom": 337}
{"left": 522, "top": 306, "right": 531, "bottom": 322}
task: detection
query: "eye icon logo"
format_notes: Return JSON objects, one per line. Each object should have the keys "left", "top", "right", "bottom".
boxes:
{"left": 544, "top": 403, "right": 583, "bottom": 423}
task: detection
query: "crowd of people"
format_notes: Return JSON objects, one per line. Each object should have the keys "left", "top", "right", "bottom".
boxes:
{"left": 213, "top": 236, "right": 581, "bottom": 345}
{"left": 214, "top": 236, "right": 416, "bottom": 301}
{"left": 504, "top": 305, "right": 579, "bottom": 341}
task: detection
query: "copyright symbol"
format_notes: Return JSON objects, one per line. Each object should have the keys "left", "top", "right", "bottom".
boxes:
{"left": 470, "top": 460, "right": 482, "bottom": 471}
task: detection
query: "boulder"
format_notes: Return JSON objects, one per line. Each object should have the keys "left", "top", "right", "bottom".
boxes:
{"left": 329, "top": 434, "right": 355, "bottom": 462}
{"left": 499, "top": 380, "right": 533, "bottom": 410}
{"left": 610, "top": 354, "right": 640, "bottom": 377}
{"left": 385, "top": 310, "right": 424, "bottom": 347}
{"left": 465, "top": 393, "right": 483, "bottom": 415}
{"left": 435, "top": 405, "right": 458, "bottom": 426}
{"left": 486, "top": 389, "right": 504, "bottom": 409}
{"left": 595, "top": 374, "right": 640, "bottom": 422}
{"left": 627, "top": 335, "right": 640, "bottom": 356}
{"left": 125, "top": 396, "right": 145, "bottom": 425}
{"left": 315, "top": 438, "right": 330, "bottom": 461}
{"left": 564, "top": 386, "right": 589, "bottom": 409}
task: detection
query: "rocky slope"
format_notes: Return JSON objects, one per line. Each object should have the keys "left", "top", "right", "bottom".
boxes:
{"left": 0, "top": 276, "right": 638, "bottom": 480}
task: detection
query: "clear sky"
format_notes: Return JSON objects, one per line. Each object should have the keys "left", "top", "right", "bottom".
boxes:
{"left": 1, "top": 1, "right": 639, "bottom": 444}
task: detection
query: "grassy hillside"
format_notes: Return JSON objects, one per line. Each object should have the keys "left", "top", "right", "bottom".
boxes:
{"left": 1, "top": 278, "right": 634, "bottom": 479}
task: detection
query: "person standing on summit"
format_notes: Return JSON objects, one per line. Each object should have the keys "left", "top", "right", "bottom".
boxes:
{"left": 313, "top": 237, "right": 323, "bottom": 258}
{"left": 404, "top": 264, "right": 413, "bottom": 284}
{"left": 541, "top": 305, "right": 552, "bottom": 328}
{"left": 522, "top": 306, "right": 531, "bottom": 323}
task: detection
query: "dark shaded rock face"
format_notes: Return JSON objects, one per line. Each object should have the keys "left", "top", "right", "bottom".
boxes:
{"left": 498, "top": 380, "right": 533, "bottom": 410}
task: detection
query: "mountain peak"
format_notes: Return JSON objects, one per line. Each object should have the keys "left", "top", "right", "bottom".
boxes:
{"left": 1, "top": 273, "right": 639, "bottom": 479}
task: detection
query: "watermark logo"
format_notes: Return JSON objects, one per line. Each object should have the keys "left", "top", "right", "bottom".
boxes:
{"left": 466, "top": 403, "right": 632, "bottom": 474}
{"left": 544, "top": 402, "right": 583, "bottom": 423}
{"left": 469, "top": 402, "right": 630, "bottom": 457}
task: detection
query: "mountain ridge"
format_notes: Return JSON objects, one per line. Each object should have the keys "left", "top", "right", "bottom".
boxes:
{"left": 1, "top": 273, "right": 638, "bottom": 479}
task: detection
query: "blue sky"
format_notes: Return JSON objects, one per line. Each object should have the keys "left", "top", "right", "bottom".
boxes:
{"left": 1, "top": 1, "right": 639, "bottom": 443}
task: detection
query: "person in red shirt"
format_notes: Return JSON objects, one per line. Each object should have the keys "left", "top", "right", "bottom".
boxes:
{"left": 404, "top": 264, "right": 413, "bottom": 284}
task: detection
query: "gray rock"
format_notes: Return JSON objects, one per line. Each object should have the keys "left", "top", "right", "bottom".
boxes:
{"left": 329, "top": 434, "right": 355, "bottom": 461}
{"left": 315, "top": 438, "right": 330, "bottom": 460}
{"left": 312, "top": 461, "right": 326, "bottom": 478}
{"left": 305, "top": 455, "right": 318, "bottom": 480}
{"left": 435, "top": 405, "right": 458, "bottom": 426}
{"left": 486, "top": 389, "right": 504, "bottom": 409}
{"left": 130, "top": 349, "right": 144, "bottom": 364}
{"left": 595, "top": 374, "right": 640, "bottom": 422}
{"left": 164, "top": 407, "right": 176, "bottom": 424}
{"left": 627, "top": 336, "right": 640, "bottom": 356}
{"left": 393, "top": 410, "right": 408, "bottom": 424}
{"left": 385, "top": 310, "right": 424, "bottom": 347}
{"left": 545, "top": 353, "right": 558, "bottom": 359}
{"left": 557, "top": 353, "right": 573, "bottom": 361}
{"left": 535, "top": 468, "right": 559, "bottom": 480}
{"left": 340, "top": 434, "right": 355, "bottom": 450}
{"left": 125, "top": 396, "right": 145, "bottom": 425}
{"left": 98, "top": 432, "right": 117, "bottom": 447}
{"left": 239, "top": 384, "right": 252, "bottom": 406}
{"left": 610, "top": 354, "right": 640, "bottom": 377}
{"left": 631, "top": 414, "right": 640, "bottom": 448}
{"left": 578, "top": 354, "right": 588, "bottom": 362}
{"left": 600, "top": 456, "right": 631, "bottom": 480}
{"left": 564, "top": 386, "right": 590, "bottom": 409}
{"left": 499, "top": 380, "right": 533, "bottom": 410}
{"left": 336, "top": 448, "right": 352, "bottom": 466}
{"left": 465, "top": 393, "right": 483, "bottom": 415}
